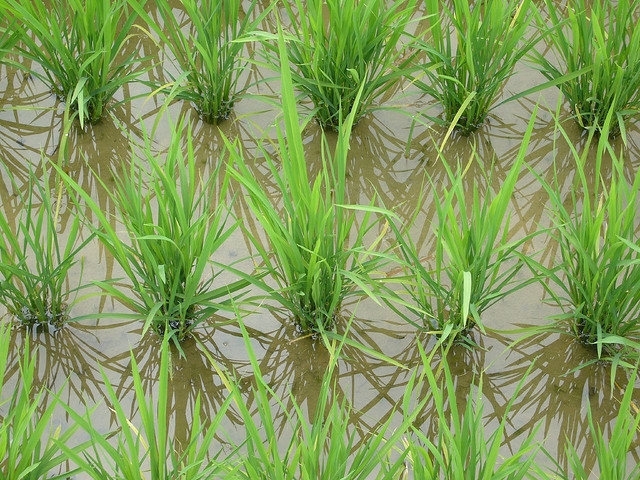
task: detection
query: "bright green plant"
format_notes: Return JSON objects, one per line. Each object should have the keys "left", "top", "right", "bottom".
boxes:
{"left": 280, "top": 0, "right": 418, "bottom": 130}
{"left": 0, "top": 328, "right": 86, "bottom": 479}
{"left": 523, "top": 115, "right": 640, "bottom": 362}
{"left": 406, "top": 347, "right": 546, "bottom": 479}
{"left": 0, "top": 160, "right": 93, "bottom": 329}
{"left": 0, "top": 321, "right": 8, "bottom": 386}
{"left": 0, "top": 0, "right": 147, "bottom": 127}
{"left": 57, "top": 118, "right": 248, "bottom": 342}
{"left": 206, "top": 314, "right": 428, "bottom": 480}
{"left": 56, "top": 335, "right": 236, "bottom": 480}
{"left": 225, "top": 25, "right": 399, "bottom": 334}
{"left": 560, "top": 368, "right": 640, "bottom": 480}
{"left": 416, "top": 0, "right": 542, "bottom": 134}
{"left": 128, "top": 0, "right": 270, "bottom": 124}
{"left": 531, "top": 0, "right": 640, "bottom": 137}
{"left": 388, "top": 108, "right": 539, "bottom": 342}
{"left": 0, "top": 11, "right": 17, "bottom": 62}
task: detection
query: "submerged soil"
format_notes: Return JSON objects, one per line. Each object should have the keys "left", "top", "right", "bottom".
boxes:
{"left": 1, "top": 1, "right": 640, "bottom": 477}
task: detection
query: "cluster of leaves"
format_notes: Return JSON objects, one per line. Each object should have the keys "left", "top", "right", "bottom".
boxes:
{"left": 387, "top": 108, "right": 540, "bottom": 343}
{"left": 226, "top": 25, "right": 400, "bottom": 334}
{"left": 57, "top": 118, "right": 248, "bottom": 343}
{"left": 0, "top": 0, "right": 147, "bottom": 127}
{"left": 278, "top": 0, "right": 418, "bottom": 130}
{"left": 532, "top": 0, "right": 640, "bottom": 137}
{"left": 128, "top": 0, "right": 270, "bottom": 124}
{"left": 416, "top": 0, "right": 541, "bottom": 133}
{"left": 0, "top": 158, "right": 92, "bottom": 330}
{"left": 523, "top": 108, "right": 640, "bottom": 366}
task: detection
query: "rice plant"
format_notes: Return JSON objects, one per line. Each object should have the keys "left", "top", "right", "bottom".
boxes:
{"left": 560, "top": 367, "right": 640, "bottom": 480}
{"left": 523, "top": 115, "right": 640, "bottom": 362}
{"left": 57, "top": 118, "right": 248, "bottom": 343}
{"left": 128, "top": 0, "right": 270, "bottom": 124}
{"left": 0, "top": 160, "right": 93, "bottom": 329}
{"left": 279, "top": 0, "right": 418, "bottom": 130}
{"left": 415, "top": 0, "right": 541, "bottom": 134}
{"left": 0, "top": 327, "right": 86, "bottom": 480}
{"left": 406, "top": 347, "right": 546, "bottom": 479}
{"left": 0, "top": 322, "right": 8, "bottom": 385}
{"left": 206, "top": 314, "right": 429, "bottom": 480}
{"left": 0, "top": 0, "right": 147, "bottom": 128}
{"left": 0, "top": 11, "right": 17, "bottom": 62}
{"left": 531, "top": 0, "right": 640, "bottom": 137}
{"left": 225, "top": 25, "right": 398, "bottom": 334}
{"left": 56, "top": 335, "right": 236, "bottom": 480}
{"left": 387, "top": 108, "right": 539, "bottom": 342}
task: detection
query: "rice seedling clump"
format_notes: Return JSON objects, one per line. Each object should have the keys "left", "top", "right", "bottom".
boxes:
{"left": 129, "top": 0, "right": 269, "bottom": 124}
{"left": 532, "top": 0, "right": 640, "bottom": 136}
{"left": 1, "top": 0, "right": 147, "bottom": 127}
{"left": 58, "top": 119, "right": 248, "bottom": 342}
{"left": 56, "top": 335, "right": 236, "bottom": 479}
{"left": 561, "top": 367, "right": 640, "bottom": 479}
{"left": 280, "top": 0, "right": 417, "bottom": 130}
{"left": 525, "top": 128, "right": 640, "bottom": 362}
{"left": 388, "top": 108, "right": 539, "bottom": 342}
{"left": 407, "top": 350, "right": 545, "bottom": 478}
{"left": 416, "top": 0, "right": 538, "bottom": 134}
{"left": 0, "top": 324, "right": 85, "bottom": 478}
{"left": 227, "top": 26, "right": 397, "bottom": 334}
{"left": 0, "top": 161, "right": 92, "bottom": 330}
{"left": 0, "top": 11, "right": 17, "bottom": 62}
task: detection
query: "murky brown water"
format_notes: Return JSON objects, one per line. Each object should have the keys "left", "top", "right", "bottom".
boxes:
{"left": 1, "top": 1, "right": 640, "bottom": 477}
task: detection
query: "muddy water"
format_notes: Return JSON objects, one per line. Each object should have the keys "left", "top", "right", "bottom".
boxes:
{"left": 1, "top": 1, "right": 640, "bottom": 477}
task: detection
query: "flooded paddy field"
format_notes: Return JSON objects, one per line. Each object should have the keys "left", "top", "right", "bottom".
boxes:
{"left": 1, "top": 0, "right": 639, "bottom": 478}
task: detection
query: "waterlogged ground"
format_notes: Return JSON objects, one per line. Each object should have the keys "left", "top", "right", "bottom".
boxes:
{"left": 1, "top": 0, "right": 640, "bottom": 477}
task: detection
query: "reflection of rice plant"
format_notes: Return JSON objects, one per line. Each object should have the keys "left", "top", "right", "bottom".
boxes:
{"left": 227, "top": 26, "right": 397, "bottom": 334}
{"left": 525, "top": 122, "right": 640, "bottom": 361}
{"left": 389, "top": 109, "right": 539, "bottom": 342}
{"left": 416, "top": 0, "right": 539, "bottom": 134}
{"left": 58, "top": 119, "right": 248, "bottom": 343}
{"left": 532, "top": 0, "right": 640, "bottom": 136}
{"left": 1, "top": 0, "right": 147, "bottom": 127}
{"left": 407, "top": 347, "right": 545, "bottom": 478}
{"left": 280, "top": 0, "right": 417, "bottom": 130}
{"left": 129, "top": 0, "right": 269, "bottom": 124}
{"left": 0, "top": 160, "right": 93, "bottom": 329}
{"left": 57, "top": 335, "right": 235, "bottom": 479}
{"left": 0, "top": 324, "right": 85, "bottom": 479}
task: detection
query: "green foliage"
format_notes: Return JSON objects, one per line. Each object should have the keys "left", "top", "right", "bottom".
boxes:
{"left": 0, "top": 160, "right": 93, "bottom": 329}
{"left": 56, "top": 335, "right": 236, "bottom": 479}
{"left": 128, "top": 0, "right": 270, "bottom": 124}
{"left": 281, "top": 0, "right": 417, "bottom": 130}
{"left": 0, "top": 324, "right": 85, "bottom": 480}
{"left": 524, "top": 117, "right": 640, "bottom": 362}
{"left": 406, "top": 347, "right": 545, "bottom": 479}
{"left": 389, "top": 108, "right": 539, "bottom": 342}
{"left": 206, "top": 315, "right": 429, "bottom": 480}
{"left": 532, "top": 0, "right": 640, "bottom": 137}
{"left": 226, "top": 25, "right": 397, "bottom": 334}
{"left": 0, "top": 10, "right": 17, "bottom": 62}
{"left": 417, "top": 0, "right": 538, "bottom": 134}
{"left": 57, "top": 118, "right": 248, "bottom": 342}
{"left": 0, "top": 0, "right": 147, "bottom": 127}
{"left": 562, "top": 368, "right": 640, "bottom": 480}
